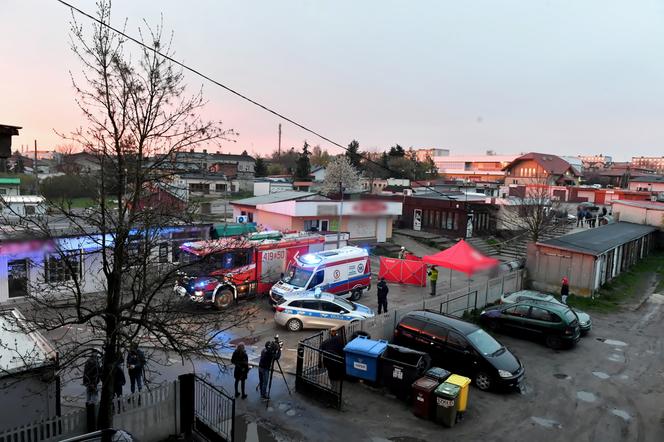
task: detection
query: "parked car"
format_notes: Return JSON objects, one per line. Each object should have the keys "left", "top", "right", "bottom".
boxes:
{"left": 480, "top": 300, "right": 581, "bottom": 349}
{"left": 500, "top": 290, "right": 592, "bottom": 335}
{"left": 274, "top": 290, "right": 374, "bottom": 332}
{"left": 393, "top": 311, "right": 524, "bottom": 391}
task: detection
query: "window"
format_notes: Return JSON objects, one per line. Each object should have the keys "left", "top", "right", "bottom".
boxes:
{"left": 425, "top": 323, "right": 448, "bottom": 341}
{"left": 189, "top": 183, "right": 210, "bottom": 194}
{"left": 300, "top": 300, "right": 320, "bottom": 310}
{"left": 446, "top": 331, "right": 468, "bottom": 349}
{"left": 304, "top": 220, "right": 320, "bottom": 231}
{"left": 25, "top": 205, "right": 36, "bottom": 215}
{"left": 215, "top": 183, "right": 227, "bottom": 193}
{"left": 159, "top": 243, "right": 169, "bottom": 263}
{"left": 399, "top": 315, "right": 427, "bottom": 332}
{"left": 45, "top": 251, "right": 82, "bottom": 283}
{"left": 529, "top": 307, "right": 554, "bottom": 322}
{"left": 321, "top": 302, "right": 344, "bottom": 313}
{"left": 504, "top": 305, "right": 530, "bottom": 317}
{"left": 288, "top": 300, "right": 302, "bottom": 308}
{"left": 308, "top": 270, "right": 324, "bottom": 289}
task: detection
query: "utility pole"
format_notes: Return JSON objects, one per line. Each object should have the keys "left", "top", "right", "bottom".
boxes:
{"left": 278, "top": 123, "right": 282, "bottom": 158}
{"left": 33, "top": 140, "right": 39, "bottom": 194}
{"left": 336, "top": 181, "right": 343, "bottom": 248}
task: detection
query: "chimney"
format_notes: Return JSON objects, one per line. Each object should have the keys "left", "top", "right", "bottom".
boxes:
{"left": 189, "top": 149, "right": 194, "bottom": 153}
{"left": 203, "top": 149, "right": 207, "bottom": 154}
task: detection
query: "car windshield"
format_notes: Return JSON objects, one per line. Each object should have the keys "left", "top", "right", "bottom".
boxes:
{"left": 467, "top": 329, "right": 503, "bottom": 356}
{"left": 335, "top": 298, "right": 356, "bottom": 311}
{"left": 284, "top": 266, "right": 313, "bottom": 288}
{"left": 564, "top": 310, "right": 577, "bottom": 323}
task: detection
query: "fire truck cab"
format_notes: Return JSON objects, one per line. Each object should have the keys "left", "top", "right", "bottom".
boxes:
{"left": 269, "top": 246, "right": 371, "bottom": 304}
{"left": 174, "top": 231, "right": 325, "bottom": 309}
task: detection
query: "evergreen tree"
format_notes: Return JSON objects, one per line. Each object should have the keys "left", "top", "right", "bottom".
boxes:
{"left": 254, "top": 156, "right": 268, "bottom": 177}
{"left": 345, "top": 140, "right": 362, "bottom": 169}
{"left": 388, "top": 144, "right": 406, "bottom": 157}
{"left": 294, "top": 141, "right": 312, "bottom": 180}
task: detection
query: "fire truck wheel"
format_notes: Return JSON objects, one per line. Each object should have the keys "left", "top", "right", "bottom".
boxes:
{"left": 286, "top": 319, "right": 303, "bottom": 332}
{"left": 350, "top": 289, "right": 362, "bottom": 301}
{"left": 213, "top": 289, "right": 233, "bottom": 310}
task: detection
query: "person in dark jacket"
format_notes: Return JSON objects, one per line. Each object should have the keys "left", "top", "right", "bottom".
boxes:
{"left": 376, "top": 277, "right": 389, "bottom": 314}
{"left": 561, "top": 276, "right": 570, "bottom": 304}
{"left": 113, "top": 358, "right": 126, "bottom": 399}
{"left": 231, "top": 343, "right": 249, "bottom": 399}
{"left": 126, "top": 343, "right": 145, "bottom": 394}
{"left": 320, "top": 328, "right": 345, "bottom": 386}
{"left": 82, "top": 351, "right": 101, "bottom": 403}
{"left": 258, "top": 341, "right": 280, "bottom": 399}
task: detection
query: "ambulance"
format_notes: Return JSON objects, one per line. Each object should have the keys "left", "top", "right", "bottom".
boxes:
{"left": 269, "top": 246, "right": 372, "bottom": 304}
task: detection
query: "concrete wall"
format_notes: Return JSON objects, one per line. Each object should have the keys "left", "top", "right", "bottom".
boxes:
{"left": 613, "top": 205, "right": 664, "bottom": 228}
{"left": 629, "top": 181, "right": 664, "bottom": 192}
{"left": 0, "top": 366, "right": 59, "bottom": 429}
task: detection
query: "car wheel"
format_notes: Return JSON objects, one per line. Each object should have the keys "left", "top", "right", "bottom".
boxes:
{"left": 213, "top": 289, "right": 233, "bottom": 310}
{"left": 474, "top": 372, "right": 492, "bottom": 391}
{"left": 286, "top": 318, "right": 303, "bottom": 332}
{"left": 545, "top": 335, "right": 563, "bottom": 349}
{"left": 350, "top": 289, "right": 361, "bottom": 301}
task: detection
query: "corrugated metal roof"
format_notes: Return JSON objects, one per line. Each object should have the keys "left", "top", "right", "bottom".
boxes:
{"left": 0, "top": 310, "right": 55, "bottom": 377}
{"left": 230, "top": 191, "right": 318, "bottom": 207}
{"left": 537, "top": 222, "right": 656, "bottom": 256}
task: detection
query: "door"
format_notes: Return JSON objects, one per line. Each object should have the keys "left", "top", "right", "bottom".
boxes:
{"left": 299, "top": 300, "right": 322, "bottom": 328}
{"left": 8, "top": 259, "right": 29, "bottom": 298}
{"left": 445, "top": 331, "right": 475, "bottom": 376}
{"left": 413, "top": 209, "right": 422, "bottom": 231}
{"left": 320, "top": 219, "right": 329, "bottom": 231}
{"left": 347, "top": 218, "right": 377, "bottom": 239}
{"left": 376, "top": 218, "right": 387, "bottom": 243}
{"left": 500, "top": 305, "right": 531, "bottom": 334}
{"left": 422, "top": 322, "right": 448, "bottom": 366}
{"left": 319, "top": 301, "right": 347, "bottom": 328}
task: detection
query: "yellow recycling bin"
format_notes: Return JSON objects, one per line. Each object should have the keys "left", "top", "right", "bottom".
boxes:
{"left": 446, "top": 374, "right": 471, "bottom": 412}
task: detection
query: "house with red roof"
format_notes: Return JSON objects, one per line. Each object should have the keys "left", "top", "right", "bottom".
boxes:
{"left": 503, "top": 152, "right": 581, "bottom": 186}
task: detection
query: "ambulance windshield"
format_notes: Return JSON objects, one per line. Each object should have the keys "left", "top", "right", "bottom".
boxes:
{"left": 284, "top": 265, "right": 312, "bottom": 288}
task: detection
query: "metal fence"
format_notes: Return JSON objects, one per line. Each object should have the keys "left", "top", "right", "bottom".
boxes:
{"left": 295, "top": 332, "right": 344, "bottom": 410}
{"left": 180, "top": 374, "right": 235, "bottom": 442}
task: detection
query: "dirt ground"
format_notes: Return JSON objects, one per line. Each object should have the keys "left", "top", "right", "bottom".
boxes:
{"left": 242, "top": 291, "right": 664, "bottom": 442}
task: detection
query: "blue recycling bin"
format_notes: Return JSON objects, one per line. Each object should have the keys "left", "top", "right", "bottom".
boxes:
{"left": 343, "top": 336, "right": 388, "bottom": 382}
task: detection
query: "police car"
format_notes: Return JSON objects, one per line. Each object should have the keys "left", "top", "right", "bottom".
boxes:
{"left": 274, "top": 288, "right": 375, "bottom": 332}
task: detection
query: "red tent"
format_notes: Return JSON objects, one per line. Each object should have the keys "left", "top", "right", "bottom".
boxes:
{"left": 422, "top": 239, "right": 499, "bottom": 275}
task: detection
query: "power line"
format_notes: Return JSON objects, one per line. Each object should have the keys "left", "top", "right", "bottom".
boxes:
{"left": 54, "top": 0, "right": 460, "bottom": 200}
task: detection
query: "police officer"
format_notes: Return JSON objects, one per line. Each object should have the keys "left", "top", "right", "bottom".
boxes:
{"left": 376, "top": 277, "right": 389, "bottom": 314}
{"left": 428, "top": 265, "right": 439, "bottom": 297}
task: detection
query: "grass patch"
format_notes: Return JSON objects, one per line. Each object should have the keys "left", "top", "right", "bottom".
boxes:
{"left": 567, "top": 251, "right": 664, "bottom": 313}
{"left": 486, "top": 238, "right": 499, "bottom": 246}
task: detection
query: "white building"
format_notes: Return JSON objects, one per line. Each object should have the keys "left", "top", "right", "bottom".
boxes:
{"left": 0, "top": 309, "right": 58, "bottom": 429}
{"left": 176, "top": 174, "right": 240, "bottom": 197}
{"left": 253, "top": 180, "right": 294, "bottom": 196}
{"left": 1, "top": 196, "right": 46, "bottom": 217}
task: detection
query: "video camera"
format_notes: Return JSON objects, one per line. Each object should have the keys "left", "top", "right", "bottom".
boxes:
{"left": 265, "top": 335, "right": 283, "bottom": 361}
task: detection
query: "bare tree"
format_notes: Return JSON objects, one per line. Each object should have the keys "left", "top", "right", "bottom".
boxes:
{"left": 499, "top": 179, "right": 562, "bottom": 243}
{"left": 320, "top": 156, "right": 362, "bottom": 196}
{"left": 0, "top": 1, "right": 252, "bottom": 429}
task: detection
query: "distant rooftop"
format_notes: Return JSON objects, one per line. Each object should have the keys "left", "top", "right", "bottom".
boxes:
{"left": 629, "top": 175, "right": 664, "bottom": 183}
{"left": 538, "top": 222, "right": 656, "bottom": 256}
{"left": 0, "top": 309, "right": 55, "bottom": 377}
{"left": 611, "top": 200, "right": 664, "bottom": 210}
{"left": 231, "top": 191, "right": 318, "bottom": 207}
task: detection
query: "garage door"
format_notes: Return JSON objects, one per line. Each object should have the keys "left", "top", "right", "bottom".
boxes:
{"left": 347, "top": 218, "right": 376, "bottom": 239}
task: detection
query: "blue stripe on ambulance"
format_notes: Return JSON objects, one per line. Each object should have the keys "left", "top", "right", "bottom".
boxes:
{"left": 325, "top": 274, "right": 370, "bottom": 290}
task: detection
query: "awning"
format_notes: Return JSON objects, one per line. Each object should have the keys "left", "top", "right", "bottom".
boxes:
{"left": 422, "top": 239, "right": 499, "bottom": 275}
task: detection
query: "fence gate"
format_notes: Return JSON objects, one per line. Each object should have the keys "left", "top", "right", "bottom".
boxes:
{"left": 180, "top": 374, "right": 235, "bottom": 442}
{"left": 296, "top": 332, "right": 344, "bottom": 410}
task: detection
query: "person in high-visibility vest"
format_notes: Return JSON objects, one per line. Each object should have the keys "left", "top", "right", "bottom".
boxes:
{"left": 427, "top": 266, "right": 439, "bottom": 297}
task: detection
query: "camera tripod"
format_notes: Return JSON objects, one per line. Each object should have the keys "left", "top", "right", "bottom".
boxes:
{"left": 264, "top": 355, "right": 291, "bottom": 407}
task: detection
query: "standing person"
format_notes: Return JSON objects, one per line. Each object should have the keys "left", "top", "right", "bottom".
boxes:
{"left": 585, "top": 211, "right": 592, "bottom": 228}
{"left": 258, "top": 341, "right": 278, "bottom": 400}
{"left": 398, "top": 247, "right": 406, "bottom": 260}
{"left": 320, "top": 329, "right": 345, "bottom": 389}
{"left": 112, "top": 358, "right": 126, "bottom": 399}
{"left": 376, "top": 277, "right": 389, "bottom": 314}
{"left": 427, "top": 266, "right": 439, "bottom": 297}
{"left": 82, "top": 351, "right": 101, "bottom": 404}
{"left": 561, "top": 277, "right": 570, "bottom": 304}
{"left": 231, "top": 343, "right": 249, "bottom": 399}
{"left": 576, "top": 207, "right": 582, "bottom": 227}
{"left": 126, "top": 343, "right": 145, "bottom": 394}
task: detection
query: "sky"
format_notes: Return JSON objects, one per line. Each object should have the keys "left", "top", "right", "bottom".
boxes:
{"left": 2, "top": 0, "right": 664, "bottom": 160}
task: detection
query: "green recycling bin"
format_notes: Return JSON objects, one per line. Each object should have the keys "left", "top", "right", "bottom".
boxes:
{"left": 434, "top": 382, "right": 460, "bottom": 427}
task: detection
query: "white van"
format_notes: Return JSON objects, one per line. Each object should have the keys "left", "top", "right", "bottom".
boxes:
{"left": 269, "top": 246, "right": 371, "bottom": 303}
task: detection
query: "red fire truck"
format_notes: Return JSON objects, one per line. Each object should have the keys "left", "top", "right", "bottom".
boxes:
{"left": 173, "top": 231, "right": 325, "bottom": 309}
